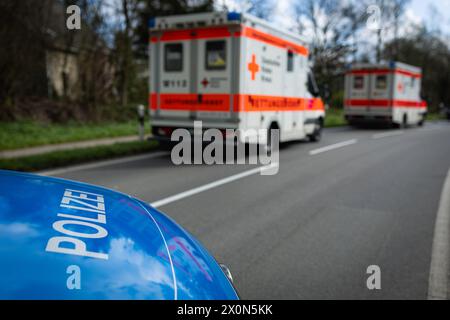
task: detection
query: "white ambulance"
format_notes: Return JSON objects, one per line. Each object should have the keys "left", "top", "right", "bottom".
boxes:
{"left": 148, "top": 11, "right": 325, "bottom": 146}
{"left": 344, "top": 61, "right": 427, "bottom": 127}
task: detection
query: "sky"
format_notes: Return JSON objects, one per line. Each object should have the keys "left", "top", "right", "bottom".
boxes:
{"left": 219, "top": 0, "right": 450, "bottom": 37}
{"left": 409, "top": 0, "right": 450, "bottom": 33}
{"left": 218, "top": 0, "right": 450, "bottom": 61}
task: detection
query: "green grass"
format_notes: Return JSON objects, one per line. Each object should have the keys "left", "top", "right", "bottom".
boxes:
{"left": 0, "top": 121, "right": 151, "bottom": 151}
{"left": 324, "top": 108, "right": 346, "bottom": 127}
{"left": 0, "top": 140, "right": 159, "bottom": 172}
{"left": 426, "top": 112, "right": 446, "bottom": 121}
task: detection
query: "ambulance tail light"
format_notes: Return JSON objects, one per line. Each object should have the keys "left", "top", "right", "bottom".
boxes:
{"left": 156, "top": 127, "right": 174, "bottom": 137}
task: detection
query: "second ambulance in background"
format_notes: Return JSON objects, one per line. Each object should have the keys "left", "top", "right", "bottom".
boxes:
{"left": 344, "top": 61, "right": 427, "bottom": 127}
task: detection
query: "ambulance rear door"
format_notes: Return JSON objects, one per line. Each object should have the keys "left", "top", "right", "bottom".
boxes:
{"left": 347, "top": 71, "right": 371, "bottom": 111}
{"left": 156, "top": 35, "right": 193, "bottom": 119}
{"left": 196, "top": 31, "right": 235, "bottom": 121}
{"left": 369, "top": 70, "right": 392, "bottom": 111}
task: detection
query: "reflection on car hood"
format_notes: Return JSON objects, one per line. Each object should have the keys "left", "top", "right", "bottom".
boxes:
{"left": 0, "top": 170, "right": 238, "bottom": 300}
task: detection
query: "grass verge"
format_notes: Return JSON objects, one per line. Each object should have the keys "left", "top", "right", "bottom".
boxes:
{"left": 0, "top": 121, "right": 150, "bottom": 151}
{"left": 426, "top": 112, "right": 446, "bottom": 121}
{"left": 324, "top": 108, "right": 346, "bottom": 127}
{"left": 0, "top": 140, "right": 159, "bottom": 172}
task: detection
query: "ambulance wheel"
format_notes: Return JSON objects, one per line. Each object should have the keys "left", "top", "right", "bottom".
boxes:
{"left": 308, "top": 120, "right": 322, "bottom": 142}
{"left": 401, "top": 114, "right": 408, "bottom": 129}
{"left": 418, "top": 115, "right": 425, "bottom": 127}
{"left": 158, "top": 141, "right": 173, "bottom": 151}
{"left": 266, "top": 123, "right": 280, "bottom": 154}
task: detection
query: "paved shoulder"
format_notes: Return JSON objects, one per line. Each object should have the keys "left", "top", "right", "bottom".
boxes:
{"left": 428, "top": 168, "right": 450, "bottom": 299}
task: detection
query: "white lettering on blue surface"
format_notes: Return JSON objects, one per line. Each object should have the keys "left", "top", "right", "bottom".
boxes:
{"left": 45, "top": 188, "right": 109, "bottom": 260}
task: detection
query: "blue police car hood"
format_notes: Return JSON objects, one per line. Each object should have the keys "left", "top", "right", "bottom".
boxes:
{"left": 0, "top": 170, "right": 238, "bottom": 300}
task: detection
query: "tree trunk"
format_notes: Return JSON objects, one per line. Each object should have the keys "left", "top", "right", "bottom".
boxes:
{"left": 120, "top": 0, "right": 132, "bottom": 107}
{"left": 376, "top": 29, "right": 382, "bottom": 63}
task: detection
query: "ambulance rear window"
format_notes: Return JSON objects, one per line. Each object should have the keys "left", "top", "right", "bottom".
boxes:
{"left": 375, "top": 75, "right": 387, "bottom": 90}
{"left": 353, "top": 76, "right": 364, "bottom": 89}
{"left": 287, "top": 51, "right": 294, "bottom": 72}
{"left": 205, "top": 40, "right": 226, "bottom": 70}
{"left": 165, "top": 43, "right": 183, "bottom": 72}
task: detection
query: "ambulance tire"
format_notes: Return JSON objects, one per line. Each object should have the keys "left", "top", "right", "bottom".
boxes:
{"left": 401, "top": 114, "right": 408, "bottom": 129}
{"left": 418, "top": 115, "right": 425, "bottom": 127}
{"left": 266, "top": 123, "right": 279, "bottom": 154}
{"left": 394, "top": 114, "right": 407, "bottom": 129}
{"left": 308, "top": 119, "right": 323, "bottom": 142}
{"left": 158, "top": 141, "right": 173, "bottom": 151}
{"left": 392, "top": 121, "right": 400, "bottom": 129}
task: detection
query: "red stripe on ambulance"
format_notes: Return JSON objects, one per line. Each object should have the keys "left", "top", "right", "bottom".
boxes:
{"left": 151, "top": 93, "right": 324, "bottom": 112}
{"left": 158, "top": 26, "right": 231, "bottom": 41}
{"left": 345, "top": 99, "right": 427, "bottom": 108}
{"left": 242, "top": 27, "right": 309, "bottom": 56}
{"left": 153, "top": 25, "right": 308, "bottom": 56}
{"left": 347, "top": 69, "right": 421, "bottom": 78}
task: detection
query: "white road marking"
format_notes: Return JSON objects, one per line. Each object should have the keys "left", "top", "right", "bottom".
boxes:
{"left": 372, "top": 131, "right": 404, "bottom": 139}
{"left": 309, "top": 139, "right": 357, "bottom": 155}
{"left": 428, "top": 168, "right": 450, "bottom": 299}
{"left": 150, "top": 163, "right": 279, "bottom": 208}
{"left": 38, "top": 151, "right": 169, "bottom": 176}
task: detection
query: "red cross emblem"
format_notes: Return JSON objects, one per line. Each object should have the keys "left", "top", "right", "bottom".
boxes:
{"left": 201, "top": 78, "right": 209, "bottom": 88}
{"left": 397, "top": 82, "right": 404, "bottom": 93}
{"left": 248, "top": 54, "right": 259, "bottom": 81}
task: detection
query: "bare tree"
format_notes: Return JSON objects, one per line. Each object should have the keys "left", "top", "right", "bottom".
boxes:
{"left": 112, "top": 0, "right": 140, "bottom": 107}
{"left": 383, "top": 24, "right": 450, "bottom": 111}
{"left": 294, "top": 0, "right": 366, "bottom": 99}
{"left": 244, "top": 0, "right": 275, "bottom": 20}
{"left": 369, "top": 0, "right": 410, "bottom": 62}
{"left": 0, "top": 1, "right": 51, "bottom": 103}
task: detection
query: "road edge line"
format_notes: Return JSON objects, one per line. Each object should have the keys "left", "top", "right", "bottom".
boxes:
{"left": 428, "top": 167, "right": 450, "bottom": 299}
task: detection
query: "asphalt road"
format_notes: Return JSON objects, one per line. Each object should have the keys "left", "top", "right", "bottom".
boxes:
{"left": 46, "top": 121, "right": 450, "bottom": 299}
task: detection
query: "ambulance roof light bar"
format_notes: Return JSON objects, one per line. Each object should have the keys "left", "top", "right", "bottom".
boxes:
{"left": 348, "top": 61, "right": 421, "bottom": 74}
{"left": 227, "top": 11, "right": 241, "bottom": 21}
{"left": 348, "top": 60, "right": 393, "bottom": 70}
{"left": 149, "top": 11, "right": 242, "bottom": 30}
